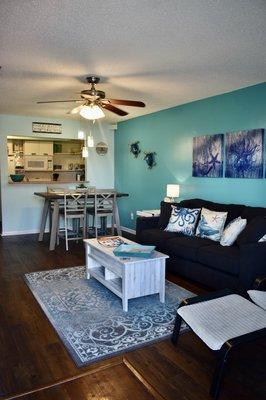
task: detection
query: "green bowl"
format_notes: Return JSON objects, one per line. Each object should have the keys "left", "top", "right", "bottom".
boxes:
{"left": 10, "top": 174, "right": 25, "bottom": 182}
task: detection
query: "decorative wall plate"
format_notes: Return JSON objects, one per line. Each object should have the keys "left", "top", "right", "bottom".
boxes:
{"left": 96, "top": 142, "right": 108, "bottom": 156}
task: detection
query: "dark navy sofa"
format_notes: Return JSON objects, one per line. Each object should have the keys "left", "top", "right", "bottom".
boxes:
{"left": 136, "top": 199, "right": 266, "bottom": 291}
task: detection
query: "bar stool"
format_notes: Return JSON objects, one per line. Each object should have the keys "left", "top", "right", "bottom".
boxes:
{"left": 87, "top": 189, "right": 119, "bottom": 238}
{"left": 57, "top": 189, "right": 88, "bottom": 250}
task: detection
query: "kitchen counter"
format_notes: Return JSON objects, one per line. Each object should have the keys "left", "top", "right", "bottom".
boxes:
{"left": 8, "top": 180, "right": 88, "bottom": 185}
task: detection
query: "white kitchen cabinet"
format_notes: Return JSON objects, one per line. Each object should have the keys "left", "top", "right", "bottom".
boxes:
{"left": 39, "top": 141, "right": 53, "bottom": 155}
{"left": 24, "top": 141, "right": 53, "bottom": 155}
{"left": 7, "top": 141, "right": 13, "bottom": 155}
{"left": 24, "top": 141, "right": 40, "bottom": 155}
{"left": 8, "top": 156, "right": 15, "bottom": 174}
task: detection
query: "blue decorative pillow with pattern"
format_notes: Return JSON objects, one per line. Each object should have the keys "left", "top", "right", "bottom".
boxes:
{"left": 165, "top": 206, "right": 201, "bottom": 236}
{"left": 196, "top": 207, "right": 228, "bottom": 242}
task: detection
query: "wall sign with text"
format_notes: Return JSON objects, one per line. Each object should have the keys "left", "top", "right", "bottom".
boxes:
{"left": 32, "top": 122, "right": 62, "bottom": 134}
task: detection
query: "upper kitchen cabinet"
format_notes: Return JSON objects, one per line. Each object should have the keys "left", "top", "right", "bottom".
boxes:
{"left": 24, "top": 141, "right": 53, "bottom": 155}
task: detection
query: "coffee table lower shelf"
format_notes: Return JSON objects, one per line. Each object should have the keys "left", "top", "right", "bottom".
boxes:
{"left": 89, "top": 266, "right": 122, "bottom": 298}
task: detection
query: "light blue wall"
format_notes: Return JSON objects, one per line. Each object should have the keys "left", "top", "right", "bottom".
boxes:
{"left": 0, "top": 115, "right": 114, "bottom": 234}
{"left": 115, "top": 83, "right": 266, "bottom": 230}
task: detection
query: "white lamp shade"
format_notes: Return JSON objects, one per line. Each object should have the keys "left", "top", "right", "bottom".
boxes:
{"left": 79, "top": 105, "right": 105, "bottom": 120}
{"left": 167, "top": 184, "right": 180, "bottom": 198}
{"left": 78, "top": 130, "right": 85, "bottom": 140}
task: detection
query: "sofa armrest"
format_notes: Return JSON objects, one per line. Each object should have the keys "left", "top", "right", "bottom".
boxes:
{"left": 136, "top": 216, "right": 160, "bottom": 240}
{"left": 239, "top": 242, "right": 266, "bottom": 289}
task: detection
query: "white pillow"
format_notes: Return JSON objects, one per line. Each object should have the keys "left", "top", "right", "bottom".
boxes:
{"left": 247, "top": 290, "right": 266, "bottom": 310}
{"left": 196, "top": 207, "right": 228, "bottom": 242}
{"left": 165, "top": 206, "right": 201, "bottom": 236}
{"left": 259, "top": 234, "right": 266, "bottom": 242}
{"left": 220, "top": 217, "right": 247, "bottom": 246}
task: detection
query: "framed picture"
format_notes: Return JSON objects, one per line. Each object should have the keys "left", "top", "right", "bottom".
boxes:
{"left": 32, "top": 122, "right": 62, "bottom": 134}
{"left": 192, "top": 134, "right": 224, "bottom": 178}
{"left": 225, "top": 129, "right": 264, "bottom": 178}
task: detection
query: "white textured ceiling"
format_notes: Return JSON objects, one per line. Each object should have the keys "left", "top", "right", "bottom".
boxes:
{"left": 0, "top": 0, "right": 265, "bottom": 123}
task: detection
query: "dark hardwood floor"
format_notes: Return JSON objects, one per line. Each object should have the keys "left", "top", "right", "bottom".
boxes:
{"left": 0, "top": 234, "right": 265, "bottom": 400}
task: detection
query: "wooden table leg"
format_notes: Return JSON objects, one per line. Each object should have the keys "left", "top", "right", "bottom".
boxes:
{"left": 49, "top": 201, "right": 59, "bottom": 251}
{"left": 114, "top": 200, "right": 122, "bottom": 236}
{"left": 38, "top": 199, "right": 50, "bottom": 241}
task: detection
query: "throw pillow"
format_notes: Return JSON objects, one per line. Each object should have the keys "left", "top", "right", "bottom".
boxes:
{"left": 165, "top": 206, "right": 201, "bottom": 236}
{"left": 247, "top": 290, "right": 266, "bottom": 311}
{"left": 220, "top": 217, "right": 247, "bottom": 246}
{"left": 237, "top": 216, "right": 266, "bottom": 245}
{"left": 196, "top": 207, "right": 228, "bottom": 242}
{"left": 259, "top": 234, "right": 266, "bottom": 242}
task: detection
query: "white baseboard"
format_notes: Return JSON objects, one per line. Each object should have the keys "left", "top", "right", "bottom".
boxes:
{"left": 2, "top": 226, "right": 136, "bottom": 237}
{"left": 2, "top": 228, "right": 49, "bottom": 236}
{"left": 120, "top": 226, "right": 136, "bottom": 235}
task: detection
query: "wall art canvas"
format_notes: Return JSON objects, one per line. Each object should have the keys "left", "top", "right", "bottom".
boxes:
{"left": 225, "top": 129, "right": 264, "bottom": 179}
{"left": 192, "top": 134, "right": 224, "bottom": 177}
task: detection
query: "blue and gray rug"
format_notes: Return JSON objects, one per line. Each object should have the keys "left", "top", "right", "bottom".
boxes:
{"left": 24, "top": 266, "right": 194, "bottom": 367}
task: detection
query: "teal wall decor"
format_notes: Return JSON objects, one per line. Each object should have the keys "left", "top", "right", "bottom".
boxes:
{"left": 144, "top": 151, "right": 156, "bottom": 169}
{"left": 115, "top": 83, "right": 266, "bottom": 229}
{"left": 130, "top": 141, "right": 141, "bottom": 158}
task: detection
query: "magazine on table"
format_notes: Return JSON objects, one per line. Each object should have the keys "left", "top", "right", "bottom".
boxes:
{"left": 97, "top": 236, "right": 125, "bottom": 247}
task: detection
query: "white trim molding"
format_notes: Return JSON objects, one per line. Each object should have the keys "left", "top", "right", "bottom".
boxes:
{"left": 2, "top": 228, "right": 49, "bottom": 236}
{"left": 121, "top": 226, "right": 136, "bottom": 235}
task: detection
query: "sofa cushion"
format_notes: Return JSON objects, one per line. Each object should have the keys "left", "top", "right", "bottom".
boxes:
{"left": 180, "top": 198, "right": 244, "bottom": 226}
{"left": 236, "top": 216, "right": 266, "bottom": 246}
{"left": 241, "top": 206, "right": 266, "bottom": 222}
{"left": 198, "top": 245, "right": 240, "bottom": 276}
{"left": 162, "top": 236, "right": 213, "bottom": 262}
{"left": 158, "top": 201, "right": 181, "bottom": 229}
{"left": 139, "top": 228, "right": 180, "bottom": 250}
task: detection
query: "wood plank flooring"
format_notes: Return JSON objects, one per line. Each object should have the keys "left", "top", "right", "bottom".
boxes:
{"left": 0, "top": 234, "right": 265, "bottom": 400}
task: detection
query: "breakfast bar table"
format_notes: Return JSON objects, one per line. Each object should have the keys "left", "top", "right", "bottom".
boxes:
{"left": 35, "top": 191, "right": 128, "bottom": 250}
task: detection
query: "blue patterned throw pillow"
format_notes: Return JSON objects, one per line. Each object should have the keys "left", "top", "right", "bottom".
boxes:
{"left": 165, "top": 206, "right": 201, "bottom": 236}
{"left": 196, "top": 207, "right": 228, "bottom": 242}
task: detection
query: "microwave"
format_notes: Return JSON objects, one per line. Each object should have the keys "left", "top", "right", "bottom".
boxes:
{"left": 24, "top": 155, "right": 53, "bottom": 171}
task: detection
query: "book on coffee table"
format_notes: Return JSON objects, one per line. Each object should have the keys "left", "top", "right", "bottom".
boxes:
{"left": 97, "top": 236, "right": 124, "bottom": 247}
{"left": 113, "top": 244, "right": 155, "bottom": 258}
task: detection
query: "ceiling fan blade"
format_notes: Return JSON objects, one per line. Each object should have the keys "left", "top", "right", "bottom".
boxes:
{"left": 101, "top": 103, "right": 128, "bottom": 116}
{"left": 37, "top": 100, "right": 83, "bottom": 104}
{"left": 105, "top": 99, "right": 145, "bottom": 107}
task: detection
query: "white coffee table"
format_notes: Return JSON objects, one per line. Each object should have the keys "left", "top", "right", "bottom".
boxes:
{"left": 84, "top": 237, "right": 169, "bottom": 312}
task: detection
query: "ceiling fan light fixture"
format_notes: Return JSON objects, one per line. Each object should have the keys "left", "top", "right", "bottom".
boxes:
{"left": 70, "top": 105, "right": 83, "bottom": 114}
{"left": 79, "top": 104, "right": 105, "bottom": 120}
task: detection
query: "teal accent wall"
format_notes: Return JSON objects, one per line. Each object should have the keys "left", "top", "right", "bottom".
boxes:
{"left": 115, "top": 83, "right": 266, "bottom": 230}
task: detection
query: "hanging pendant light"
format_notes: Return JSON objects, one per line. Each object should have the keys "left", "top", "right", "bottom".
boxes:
{"left": 82, "top": 146, "right": 89, "bottom": 158}
{"left": 78, "top": 130, "right": 85, "bottom": 140}
{"left": 79, "top": 104, "right": 105, "bottom": 120}
{"left": 87, "top": 131, "right": 94, "bottom": 147}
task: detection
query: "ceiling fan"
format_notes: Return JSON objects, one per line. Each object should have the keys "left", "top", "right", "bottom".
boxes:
{"left": 37, "top": 76, "right": 145, "bottom": 119}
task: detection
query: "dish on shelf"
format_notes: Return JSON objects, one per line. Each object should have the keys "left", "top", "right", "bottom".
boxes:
{"left": 10, "top": 174, "right": 25, "bottom": 182}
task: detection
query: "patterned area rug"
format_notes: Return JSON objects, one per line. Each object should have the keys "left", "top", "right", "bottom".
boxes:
{"left": 25, "top": 266, "right": 194, "bottom": 367}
